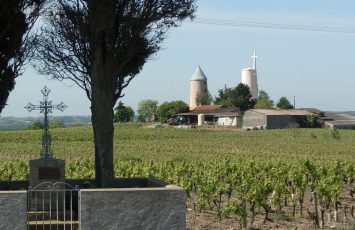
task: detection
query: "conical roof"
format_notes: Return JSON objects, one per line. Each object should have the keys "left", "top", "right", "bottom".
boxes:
{"left": 191, "top": 65, "right": 207, "bottom": 81}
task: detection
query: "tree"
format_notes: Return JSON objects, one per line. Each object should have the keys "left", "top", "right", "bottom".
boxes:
{"left": 0, "top": 0, "right": 44, "bottom": 113}
{"left": 156, "top": 100, "right": 189, "bottom": 123}
{"left": 255, "top": 99, "right": 273, "bottom": 109}
{"left": 276, "top": 97, "right": 294, "bottom": 109}
{"left": 231, "top": 83, "right": 256, "bottom": 111}
{"left": 214, "top": 84, "right": 256, "bottom": 111}
{"left": 214, "top": 85, "right": 234, "bottom": 107}
{"left": 137, "top": 99, "right": 158, "bottom": 122}
{"left": 34, "top": 0, "right": 196, "bottom": 187}
{"left": 196, "top": 90, "right": 212, "bottom": 106}
{"left": 258, "top": 90, "right": 272, "bottom": 101}
{"left": 114, "top": 102, "right": 134, "bottom": 122}
{"left": 255, "top": 90, "right": 274, "bottom": 109}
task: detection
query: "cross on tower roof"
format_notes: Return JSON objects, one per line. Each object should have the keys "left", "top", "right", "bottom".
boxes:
{"left": 25, "top": 86, "right": 67, "bottom": 159}
{"left": 251, "top": 51, "right": 258, "bottom": 70}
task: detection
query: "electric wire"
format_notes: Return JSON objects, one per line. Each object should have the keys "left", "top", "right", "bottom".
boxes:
{"left": 191, "top": 18, "right": 355, "bottom": 34}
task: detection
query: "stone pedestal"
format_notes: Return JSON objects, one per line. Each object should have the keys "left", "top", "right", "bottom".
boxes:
{"left": 29, "top": 158, "right": 65, "bottom": 211}
{"left": 30, "top": 158, "right": 65, "bottom": 187}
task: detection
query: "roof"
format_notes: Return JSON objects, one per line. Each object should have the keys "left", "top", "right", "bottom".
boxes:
{"left": 299, "top": 108, "right": 324, "bottom": 115}
{"left": 326, "top": 120, "right": 355, "bottom": 126}
{"left": 250, "top": 109, "right": 312, "bottom": 116}
{"left": 178, "top": 106, "right": 239, "bottom": 116}
{"left": 192, "top": 105, "right": 223, "bottom": 111}
{"left": 191, "top": 65, "right": 207, "bottom": 81}
{"left": 323, "top": 112, "right": 355, "bottom": 121}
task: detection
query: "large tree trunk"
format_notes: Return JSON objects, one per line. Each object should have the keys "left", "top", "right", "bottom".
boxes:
{"left": 88, "top": 0, "right": 116, "bottom": 188}
{"left": 91, "top": 88, "right": 114, "bottom": 188}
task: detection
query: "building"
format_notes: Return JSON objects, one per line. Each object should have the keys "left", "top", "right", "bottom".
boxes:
{"left": 322, "top": 112, "right": 355, "bottom": 129}
{"left": 178, "top": 105, "right": 240, "bottom": 126}
{"left": 189, "top": 65, "right": 208, "bottom": 110}
{"left": 243, "top": 109, "right": 313, "bottom": 130}
{"left": 241, "top": 52, "right": 258, "bottom": 99}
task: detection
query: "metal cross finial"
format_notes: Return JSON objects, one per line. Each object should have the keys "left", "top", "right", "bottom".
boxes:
{"left": 251, "top": 51, "right": 258, "bottom": 70}
{"left": 25, "top": 86, "right": 67, "bottom": 159}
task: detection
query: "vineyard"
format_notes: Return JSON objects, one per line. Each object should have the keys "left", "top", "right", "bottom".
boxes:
{"left": 1, "top": 123, "right": 355, "bottom": 229}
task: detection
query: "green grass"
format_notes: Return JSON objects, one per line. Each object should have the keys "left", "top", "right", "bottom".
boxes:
{"left": 0, "top": 123, "right": 355, "bottom": 163}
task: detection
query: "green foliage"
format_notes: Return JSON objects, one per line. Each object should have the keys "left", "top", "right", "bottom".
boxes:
{"left": 50, "top": 119, "right": 65, "bottom": 128}
{"left": 0, "top": 0, "right": 43, "bottom": 113}
{"left": 305, "top": 114, "right": 324, "bottom": 128}
{"left": 331, "top": 128, "right": 341, "bottom": 140}
{"left": 276, "top": 97, "right": 294, "bottom": 109}
{"left": 137, "top": 99, "right": 158, "bottom": 122}
{"left": 255, "top": 99, "right": 274, "bottom": 109}
{"left": 26, "top": 120, "right": 44, "bottom": 130}
{"left": 214, "top": 85, "right": 234, "bottom": 107}
{"left": 26, "top": 119, "right": 65, "bottom": 130}
{"left": 156, "top": 100, "right": 189, "bottom": 123}
{"left": 196, "top": 90, "right": 213, "bottom": 106}
{"left": 232, "top": 83, "right": 256, "bottom": 111}
{"left": 1, "top": 124, "right": 355, "bottom": 227}
{"left": 214, "top": 84, "right": 256, "bottom": 111}
{"left": 258, "top": 90, "right": 272, "bottom": 101}
{"left": 255, "top": 90, "right": 274, "bottom": 109}
{"left": 114, "top": 101, "right": 135, "bottom": 122}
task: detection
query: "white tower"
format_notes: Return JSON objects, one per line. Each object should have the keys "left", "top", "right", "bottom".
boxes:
{"left": 190, "top": 65, "right": 208, "bottom": 110}
{"left": 241, "top": 52, "right": 258, "bottom": 99}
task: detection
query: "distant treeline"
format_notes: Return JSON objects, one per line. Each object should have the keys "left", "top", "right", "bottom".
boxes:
{"left": 0, "top": 116, "right": 91, "bottom": 131}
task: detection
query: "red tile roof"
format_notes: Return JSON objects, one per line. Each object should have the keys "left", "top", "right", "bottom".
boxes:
{"left": 192, "top": 105, "right": 223, "bottom": 111}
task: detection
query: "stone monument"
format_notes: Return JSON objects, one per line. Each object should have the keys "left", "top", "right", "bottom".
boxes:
{"left": 25, "top": 86, "right": 67, "bottom": 209}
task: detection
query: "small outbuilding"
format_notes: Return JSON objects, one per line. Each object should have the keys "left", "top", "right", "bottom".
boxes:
{"left": 178, "top": 105, "right": 240, "bottom": 126}
{"left": 243, "top": 109, "right": 313, "bottom": 130}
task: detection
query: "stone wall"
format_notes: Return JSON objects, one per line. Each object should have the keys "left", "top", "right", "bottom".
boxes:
{"left": 243, "top": 110, "right": 267, "bottom": 129}
{"left": 80, "top": 185, "right": 186, "bottom": 230}
{"left": 0, "top": 191, "right": 27, "bottom": 230}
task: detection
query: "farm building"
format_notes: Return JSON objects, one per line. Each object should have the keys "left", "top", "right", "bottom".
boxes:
{"left": 243, "top": 109, "right": 313, "bottom": 130}
{"left": 178, "top": 105, "right": 240, "bottom": 126}
{"left": 322, "top": 112, "right": 355, "bottom": 129}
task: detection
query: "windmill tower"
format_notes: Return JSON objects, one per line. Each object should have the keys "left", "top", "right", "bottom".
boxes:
{"left": 241, "top": 52, "right": 258, "bottom": 99}
{"left": 190, "top": 65, "right": 208, "bottom": 110}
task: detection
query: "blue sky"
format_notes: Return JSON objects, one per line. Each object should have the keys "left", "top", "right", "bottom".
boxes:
{"left": 2, "top": 0, "right": 355, "bottom": 117}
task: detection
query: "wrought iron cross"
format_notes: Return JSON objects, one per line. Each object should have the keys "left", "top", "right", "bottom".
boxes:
{"left": 25, "top": 86, "right": 67, "bottom": 159}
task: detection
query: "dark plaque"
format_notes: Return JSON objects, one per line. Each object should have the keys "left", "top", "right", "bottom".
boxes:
{"left": 39, "top": 167, "right": 61, "bottom": 180}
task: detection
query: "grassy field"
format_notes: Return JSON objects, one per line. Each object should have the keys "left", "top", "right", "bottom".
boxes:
{"left": 0, "top": 123, "right": 354, "bottom": 163}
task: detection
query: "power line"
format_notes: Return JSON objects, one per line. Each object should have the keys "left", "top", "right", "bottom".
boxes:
{"left": 191, "top": 18, "right": 355, "bottom": 34}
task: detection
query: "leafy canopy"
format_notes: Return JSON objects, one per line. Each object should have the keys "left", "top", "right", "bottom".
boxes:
{"left": 276, "top": 97, "right": 294, "bottom": 109}
{"left": 196, "top": 90, "right": 213, "bottom": 106}
{"left": 156, "top": 100, "right": 189, "bottom": 123}
{"left": 255, "top": 90, "right": 274, "bottom": 109}
{"left": 0, "top": 0, "right": 44, "bottom": 113}
{"left": 114, "top": 102, "right": 135, "bottom": 122}
{"left": 137, "top": 99, "right": 158, "bottom": 122}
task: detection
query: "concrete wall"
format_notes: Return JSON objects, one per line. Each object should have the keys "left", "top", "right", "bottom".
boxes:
{"left": 217, "top": 117, "right": 237, "bottom": 126}
{"left": 243, "top": 110, "right": 267, "bottom": 129}
{"left": 80, "top": 185, "right": 185, "bottom": 230}
{"left": 0, "top": 191, "right": 27, "bottom": 230}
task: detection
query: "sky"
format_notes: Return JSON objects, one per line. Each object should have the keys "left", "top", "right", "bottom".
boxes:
{"left": 2, "top": 0, "right": 355, "bottom": 117}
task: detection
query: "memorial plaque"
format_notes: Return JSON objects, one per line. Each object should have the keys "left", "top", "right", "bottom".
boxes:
{"left": 38, "top": 167, "right": 61, "bottom": 180}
